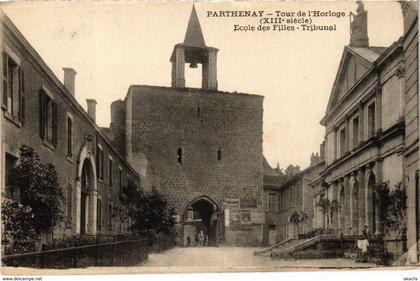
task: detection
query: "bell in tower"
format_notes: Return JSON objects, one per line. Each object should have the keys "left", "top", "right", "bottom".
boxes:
{"left": 170, "top": 5, "right": 218, "bottom": 90}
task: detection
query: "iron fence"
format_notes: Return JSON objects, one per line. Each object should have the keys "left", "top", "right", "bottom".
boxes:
{"left": 2, "top": 238, "right": 148, "bottom": 268}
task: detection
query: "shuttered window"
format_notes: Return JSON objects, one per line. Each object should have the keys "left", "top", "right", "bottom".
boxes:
{"left": 269, "top": 193, "right": 277, "bottom": 212}
{"left": 39, "top": 89, "right": 58, "bottom": 146}
{"left": 2, "top": 52, "right": 24, "bottom": 122}
{"left": 96, "top": 145, "right": 104, "bottom": 180}
{"left": 67, "top": 115, "right": 73, "bottom": 156}
{"left": 263, "top": 192, "right": 268, "bottom": 212}
{"left": 97, "top": 199, "right": 102, "bottom": 231}
{"left": 108, "top": 157, "right": 113, "bottom": 187}
{"left": 3, "top": 53, "right": 7, "bottom": 108}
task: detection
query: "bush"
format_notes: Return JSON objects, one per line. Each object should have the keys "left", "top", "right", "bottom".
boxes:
{"left": 119, "top": 182, "right": 175, "bottom": 245}
{"left": 8, "top": 145, "right": 63, "bottom": 233}
{"left": 375, "top": 182, "right": 407, "bottom": 238}
{"left": 300, "top": 227, "right": 336, "bottom": 239}
{"left": 1, "top": 201, "right": 37, "bottom": 254}
{"left": 2, "top": 145, "right": 64, "bottom": 254}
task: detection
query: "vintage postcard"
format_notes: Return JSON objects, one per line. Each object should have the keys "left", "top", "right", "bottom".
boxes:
{"left": 0, "top": 0, "right": 419, "bottom": 278}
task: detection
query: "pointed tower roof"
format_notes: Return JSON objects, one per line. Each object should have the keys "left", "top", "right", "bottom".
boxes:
{"left": 183, "top": 5, "right": 206, "bottom": 48}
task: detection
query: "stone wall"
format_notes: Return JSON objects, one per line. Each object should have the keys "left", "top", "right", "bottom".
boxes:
{"left": 120, "top": 85, "right": 264, "bottom": 245}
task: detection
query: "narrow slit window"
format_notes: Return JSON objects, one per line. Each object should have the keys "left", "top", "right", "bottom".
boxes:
{"left": 217, "top": 149, "right": 222, "bottom": 161}
{"left": 177, "top": 148, "right": 182, "bottom": 164}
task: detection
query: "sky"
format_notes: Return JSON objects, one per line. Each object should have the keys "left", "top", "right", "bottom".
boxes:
{"left": 1, "top": 1, "right": 404, "bottom": 170}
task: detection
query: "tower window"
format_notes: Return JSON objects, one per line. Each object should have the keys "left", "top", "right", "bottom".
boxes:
{"left": 177, "top": 148, "right": 183, "bottom": 164}
{"left": 217, "top": 149, "right": 222, "bottom": 161}
{"left": 197, "top": 106, "right": 200, "bottom": 119}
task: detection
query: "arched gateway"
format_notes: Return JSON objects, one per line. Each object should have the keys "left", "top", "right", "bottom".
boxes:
{"left": 76, "top": 142, "right": 98, "bottom": 235}
{"left": 181, "top": 196, "right": 224, "bottom": 247}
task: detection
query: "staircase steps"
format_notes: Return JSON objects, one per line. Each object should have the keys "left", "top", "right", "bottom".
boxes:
{"left": 270, "top": 234, "right": 342, "bottom": 259}
{"left": 254, "top": 238, "right": 308, "bottom": 257}
{"left": 254, "top": 238, "right": 296, "bottom": 256}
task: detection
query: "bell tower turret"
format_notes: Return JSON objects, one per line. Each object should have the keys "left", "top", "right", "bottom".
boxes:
{"left": 170, "top": 5, "right": 218, "bottom": 90}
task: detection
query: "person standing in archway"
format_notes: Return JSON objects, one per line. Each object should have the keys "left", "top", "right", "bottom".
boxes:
{"left": 204, "top": 234, "right": 208, "bottom": 247}
{"left": 199, "top": 230, "right": 204, "bottom": 246}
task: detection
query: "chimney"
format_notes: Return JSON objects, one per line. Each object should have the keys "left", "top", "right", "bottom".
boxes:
{"left": 86, "top": 99, "right": 97, "bottom": 122}
{"left": 320, "top": 141, "right": 326, "bottom": 161}
{"left": 63, "top": 68, "right": 77, "bottom": 96}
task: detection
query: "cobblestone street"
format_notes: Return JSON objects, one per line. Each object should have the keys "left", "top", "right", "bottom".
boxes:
{"left": 139, "top": 247, "right": 376, "bottom": 272}
{"left": 1, "top": 246, "right": 388, "bottom": 275}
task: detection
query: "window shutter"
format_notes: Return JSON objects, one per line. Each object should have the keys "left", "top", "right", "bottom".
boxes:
{"left": 96, "top": 146, "right": 100, "bottom": 176}
{"left": 52, "top": 100, "right": 58, "bottom": 146}
{"left": 263, "top": 192, "right": 268, "bottom": 212}
{"left": 278, "top": 193, "right": 281, "bottom": 212}
{"left": 2, "top": 53, "right": 8, "bottom": 107}
{"left": 18, "top": 68, "right": 25, "bottom": 122}
{"left": 67, "top": 117, "right": 72, "bottom": 156}
{"left": 101, "top": 151, "right": 104, "bottom": 180}
{"left": 39, "top": 91, "right": 46, "bottom": 139}
{"left": 274, "top": 194, "right": 278, "bottom": 212}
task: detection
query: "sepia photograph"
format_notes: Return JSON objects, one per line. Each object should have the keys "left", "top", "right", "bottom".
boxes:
{"left": 0, "top": 0, "right": 419, "bottom": 277}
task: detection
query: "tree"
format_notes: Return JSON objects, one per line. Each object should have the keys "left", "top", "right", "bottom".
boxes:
{"left": 119, "top": 182, "right": 176, "bottom": 241}
{"left": 372, "top": 181, "right": 407, "bottom": 265}
{"left": 1, "top": 201, "right": 37, "bottom": 254}
{"left": 316, "top": 198, "right": 340, "bottom": 228}
{"left": 8, "top": 145, "right": 63, "bottom": 233}
{"left": 285, "top": 165, "right": 300, "bottom": 177}
{"left": 375, "top": 182, "right": 407, "bottom": 238}
{"left": 330, "top": 199, "right": 340, "bottom": 224}
{"left": 289, "top": 207, "right": 308, "bottom": 235}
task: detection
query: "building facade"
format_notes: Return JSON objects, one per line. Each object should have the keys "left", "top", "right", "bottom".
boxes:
{"left": 262, "top": 158, "right": 287, "bottom": 246}
{"left": 1, "top": 14, "right": 140, "bottom": 245}
{"left": 278, "top": 157, "right": 324, "bottom": 242}
{"left": 262, "top": 154, "right": 324, "bottom": 246}
{"left": 317, "top": 2, "right": 418, "bottom": 260}
{"left": 109, "top": 7, "right": 265, "bottom": 246}
{"left": 400, "top": 1, "right": 419, "bottom": 265}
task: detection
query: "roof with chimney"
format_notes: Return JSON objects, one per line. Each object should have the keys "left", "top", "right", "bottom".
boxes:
{"left": 0, "top": 12, "right": 140, "bottom": 179}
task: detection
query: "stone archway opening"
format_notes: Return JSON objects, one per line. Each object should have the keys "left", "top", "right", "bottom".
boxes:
{"left": 367, "top": 173, "right": 376, "bottom": 235}
{"left": 352, "top": 181, "right": 359, "bottom": 235}
{"left": 75, "top": 143, "right": 98, "bottom": 235}
{"left": 80, "top": 159, "right": 93, "bottom": 235}
{"left": 338, "top": 186, "right": 345, "bottom": 233}
{"left": 182, "top": 197, "right": 223, "bottom": 247}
